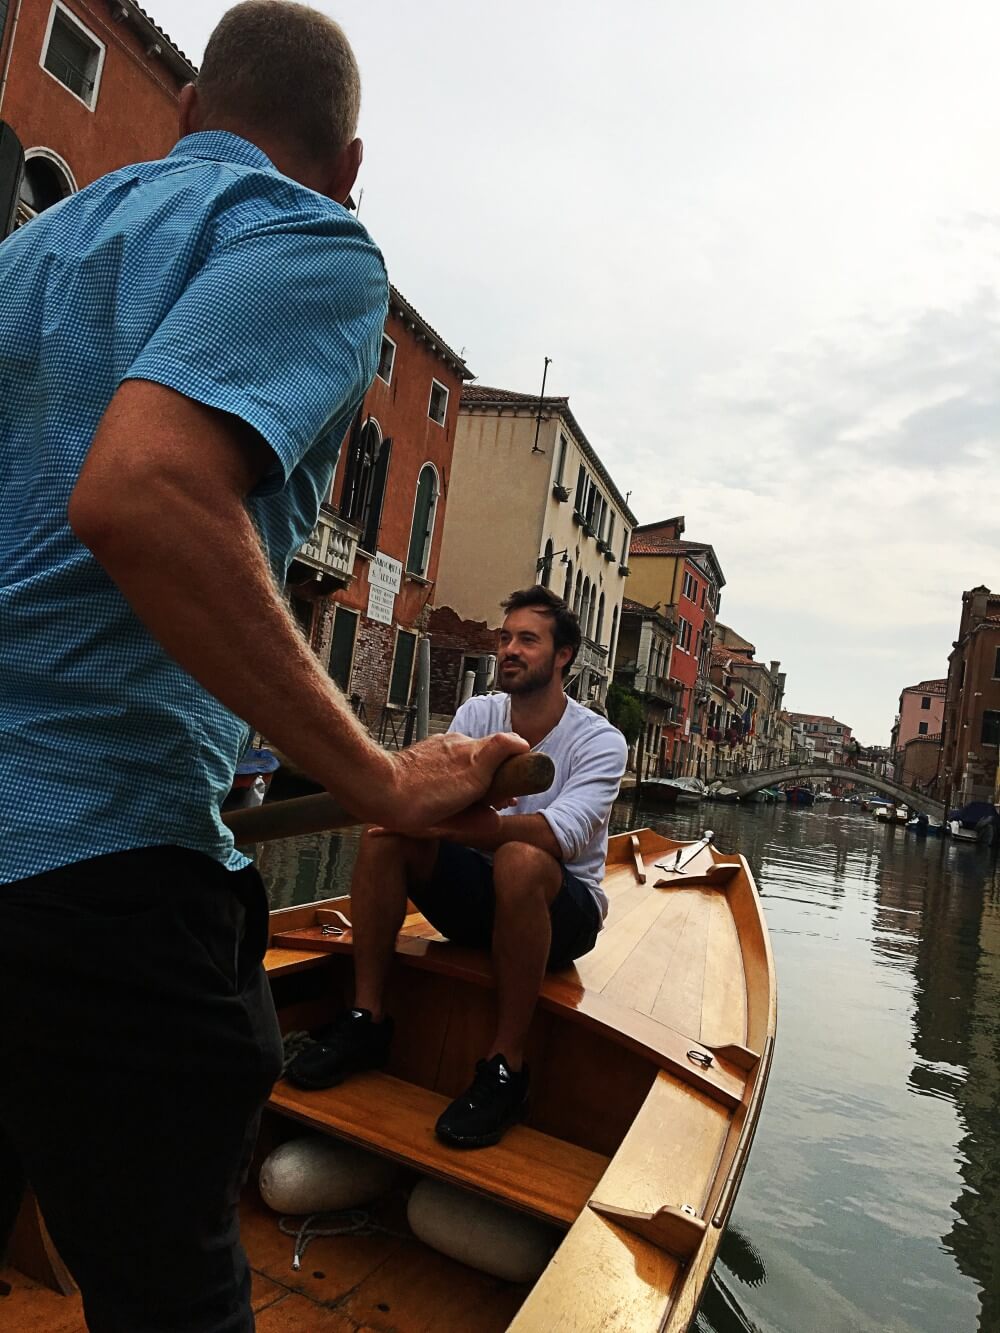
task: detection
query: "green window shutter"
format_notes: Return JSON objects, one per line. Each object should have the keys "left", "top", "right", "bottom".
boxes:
{"left": 328, "top": 608, "right": 358, "bottom": 690}
{"left": 388, "top": 631, "right": 417, "bottom": 706}
{"left": 407, "top": 466, "right": 435, "bottom": 575}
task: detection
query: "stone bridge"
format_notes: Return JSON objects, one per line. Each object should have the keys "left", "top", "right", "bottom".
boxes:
{"left": 726, "top": 763, "right": 945, "bottom": 820}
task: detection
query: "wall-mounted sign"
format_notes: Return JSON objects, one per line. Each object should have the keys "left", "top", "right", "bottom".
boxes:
{"left": 367, "top": 584, "right": 395, "bottom": 625}
{"left": 369, "top": 551, "right": 402, "bottom": 594}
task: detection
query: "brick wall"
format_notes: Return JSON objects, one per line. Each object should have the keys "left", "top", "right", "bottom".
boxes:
{"left": 1, "top": 0, "right": 188, "bottom": 193}
{"left": 426, "top": 604, "right": 498, "bottom": 715}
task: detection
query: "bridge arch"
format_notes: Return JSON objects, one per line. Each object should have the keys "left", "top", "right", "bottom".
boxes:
{"left": 726, "top": 764, "right": 944, "bottom": 820}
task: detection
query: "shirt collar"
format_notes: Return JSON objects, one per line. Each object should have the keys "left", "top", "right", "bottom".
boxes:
{"left": 168, "top": 131, "right": 277, "bottom": 173}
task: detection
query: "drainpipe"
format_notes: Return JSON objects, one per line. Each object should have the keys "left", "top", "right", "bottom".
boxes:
{"left": 0, "top": 0, "right": 25, "bottom": 115}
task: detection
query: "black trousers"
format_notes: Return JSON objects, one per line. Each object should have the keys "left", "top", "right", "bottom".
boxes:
{"left": 0, "top": 846, "right": 283, "bottom": 1332}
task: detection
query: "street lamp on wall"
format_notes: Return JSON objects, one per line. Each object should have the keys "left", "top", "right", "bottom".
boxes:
{"left": 536, "top": 548, "right": 570, "bottom": 576}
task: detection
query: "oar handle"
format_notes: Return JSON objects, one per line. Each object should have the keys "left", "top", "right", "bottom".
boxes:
{"left": 223, "top": 751, "right": 554, "bottom": 846}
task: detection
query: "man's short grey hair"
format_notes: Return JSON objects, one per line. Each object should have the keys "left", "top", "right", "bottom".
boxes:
{"left": 198, "top": 1, "right": 361, "bottom": 159}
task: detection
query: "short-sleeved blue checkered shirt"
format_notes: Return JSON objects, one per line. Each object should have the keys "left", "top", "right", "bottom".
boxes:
{"left": 0, "top": 131, "right": 388, "bottom": 884}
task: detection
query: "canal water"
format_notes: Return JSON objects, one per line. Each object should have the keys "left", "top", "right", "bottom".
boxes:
{"left": 257, "top": 799, "right": 1000, "bottom": 1332}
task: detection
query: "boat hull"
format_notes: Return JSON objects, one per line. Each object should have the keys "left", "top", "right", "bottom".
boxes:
{"left": 7, "top": 830, "right": 776, "bottom": 1333}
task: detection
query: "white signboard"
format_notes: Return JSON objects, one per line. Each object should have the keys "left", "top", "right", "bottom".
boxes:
{"left": 369, "top": 551, "right": 403, "bottom": 594}
{"left": 367, "top": 584, "right": 395, "bottom": 625}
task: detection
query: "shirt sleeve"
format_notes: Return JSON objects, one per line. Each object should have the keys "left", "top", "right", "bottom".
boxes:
{"left": 121, "top": 212, "right": 388, "bottom": 493}
{"left": 539, "top": 728, "right": 628, "bottom": 862}
{"left": 447, "top": 696, "right": 493, "bottom": 739}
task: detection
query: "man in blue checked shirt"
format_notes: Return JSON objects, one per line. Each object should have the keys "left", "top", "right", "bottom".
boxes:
{"left": 0, "top": 3, "right": 524, "bottom": 1328}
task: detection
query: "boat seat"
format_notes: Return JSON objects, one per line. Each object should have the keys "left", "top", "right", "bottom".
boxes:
{"left": 268, "top": 909, "right": 747, "bottom": 1110}
{"left": 267, "top": 1070, "right": 609, "bottom": 1228}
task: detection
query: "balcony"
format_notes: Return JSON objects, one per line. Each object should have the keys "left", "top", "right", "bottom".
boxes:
{"left": 577, "top": 637, "right": 610, "bottom": 675}
{"left": 294, "top": 507, "right": 359, "bottom": 587}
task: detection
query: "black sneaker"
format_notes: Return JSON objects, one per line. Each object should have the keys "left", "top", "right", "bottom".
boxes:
{"left": 435, "top": 1055, "right": 529, "bottom": 1148}
{"left": 285, "top": 1009, "right": 393, "bottom": 1090}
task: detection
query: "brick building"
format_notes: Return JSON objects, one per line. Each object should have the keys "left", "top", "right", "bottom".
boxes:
{"left": 941, "top": 586, "right": 1000, "bottom": 806}
{"left": 0, "top": 0, "right": 192, "bottom": 225}
{"left": 289, "top": 287, "right": 472, "bottom": 738}
{"left": 890, "top": 678, "right": 945, "bottom": 779}
{"left": 626, "top": 517, "right": 725, "bottom": 776}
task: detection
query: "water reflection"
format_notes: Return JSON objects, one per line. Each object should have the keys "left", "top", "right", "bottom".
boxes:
{"left": 257, "top": 797, "right": 999, "bottom": 1331}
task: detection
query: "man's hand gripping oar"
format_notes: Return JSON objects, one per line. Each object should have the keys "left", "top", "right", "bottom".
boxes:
{"left": 223, "top": 741, "right": 555, "bottom": 845}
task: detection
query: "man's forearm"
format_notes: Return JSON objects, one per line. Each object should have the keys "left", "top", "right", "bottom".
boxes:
{"left": 466, "top": 813, "right": 563, "bottom": 859}
{"left": 83, "top": 485, "right": 394, "bottom": 814}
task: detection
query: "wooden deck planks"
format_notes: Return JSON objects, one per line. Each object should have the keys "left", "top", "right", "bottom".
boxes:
{"left": 699, "top": 891, "right": 748, "bottom": 1049}
{"left": 649, "top": 890, "right": 713, "bottom": 1035}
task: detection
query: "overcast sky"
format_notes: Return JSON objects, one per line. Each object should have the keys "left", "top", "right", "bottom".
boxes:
{"left": 158, "top": 0, "right": 1000, "bottom": 744}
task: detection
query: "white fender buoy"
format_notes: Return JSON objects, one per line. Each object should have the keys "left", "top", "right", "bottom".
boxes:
{"left": 407, "top": 1177, "right": 559, "bottom": 1284}
{"left": 259, "top": 1136, "right": 396, "bottom": 1215}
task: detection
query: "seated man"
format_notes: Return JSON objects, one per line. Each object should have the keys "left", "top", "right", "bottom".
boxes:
{"left": 288, "top": 585, "right": 628, "bottom": 1147}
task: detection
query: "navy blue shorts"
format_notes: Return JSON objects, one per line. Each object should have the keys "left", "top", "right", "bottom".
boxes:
{"left": 409, "top": 842, "right": 602, "bottom": 971}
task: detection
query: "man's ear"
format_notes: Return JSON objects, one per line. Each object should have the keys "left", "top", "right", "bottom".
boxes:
{"left": 178, "top": 84, "right": 203, "bottom": 140}
{"left": 326, "top": 137, "right": 363, "bottom": 206}
{"left": 557, "top": 645, "right": 575, "bottom": 676}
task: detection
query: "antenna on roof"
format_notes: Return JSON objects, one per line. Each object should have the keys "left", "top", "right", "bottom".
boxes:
{"left": 531, "top": 356, "right": 551, "bottom": 454}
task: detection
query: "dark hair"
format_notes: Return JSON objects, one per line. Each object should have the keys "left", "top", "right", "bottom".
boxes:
{"left": 501, "top": 585, "right": 581, "bottom": 676}
{"left": 198, "top": 2, "right": 361, "bottom": 159}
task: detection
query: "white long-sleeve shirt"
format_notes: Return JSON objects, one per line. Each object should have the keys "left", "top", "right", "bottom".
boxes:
{"left": 448, "top": 693, "right": 628, "bottom": 920}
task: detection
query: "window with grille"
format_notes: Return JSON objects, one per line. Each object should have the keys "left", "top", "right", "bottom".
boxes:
{"left": 42, "top": 4, "right": 104, "bottom": 109}
{"left": 376, "top": 336, "right": 395, "bottom": 384}
{"left": 427, "top": 379, "right": 449, "bottom": 426}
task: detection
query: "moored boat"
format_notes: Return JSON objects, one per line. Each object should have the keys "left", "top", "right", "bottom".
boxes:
{"left": 785, "top": 786, "right": 815, "bottom": 806}
{"left": 641, "top": 776, "right": 707, "bottom": 805}
{"left": 6, "top": 827, "right": 777, "bottom": 1332}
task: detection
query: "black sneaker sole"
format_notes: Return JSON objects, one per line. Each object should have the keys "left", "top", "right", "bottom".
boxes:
{"left": 434, "top": 1097, "right": 530, "bottom": 1149}
{"left": 284, "top": 1051, "right": 389, "bottom": 1092}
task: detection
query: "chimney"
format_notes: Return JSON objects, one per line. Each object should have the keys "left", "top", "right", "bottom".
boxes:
{"left": 968, "top": 586, "right": 991, "bottom": 629}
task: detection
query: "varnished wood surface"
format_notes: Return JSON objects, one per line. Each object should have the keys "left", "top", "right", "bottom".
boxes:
{"left": 9, "top": 828, "right": 774, "bottom": 1333}
{"left": 268, "top": 1070, "right": 609, "bottom": 1227}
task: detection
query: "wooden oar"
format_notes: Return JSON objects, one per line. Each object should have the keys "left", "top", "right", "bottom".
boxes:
{"left": 222, "top": 751, "right": 555, "bottom": 845}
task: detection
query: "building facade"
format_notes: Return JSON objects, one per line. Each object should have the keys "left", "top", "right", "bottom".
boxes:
{"left": 0, "top": 0, "right": 192, "bottom": 226}
{"left": 786, "top": 713, "right": 853, "bottom": 765}
{"left": 429, "top": 386, "right": 635, "bottom": 714}
{"left": 941, "top": 586, "right": 1000, "bottom": 806}
{"left": 890, "top": 678, "right": 946, "bottom": 778}
{"left": 290, "top": 288, "right": 471, "bottom": 738}
{"left": 627, "top": 517, "right": 725, "bottom": 777}
{"left": 612, "top": 597, "right": 679, "bottom": 777}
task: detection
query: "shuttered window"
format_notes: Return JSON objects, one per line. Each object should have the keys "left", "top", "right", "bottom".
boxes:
{"left": 388, "top": 630, "right": 417, "bottom": 706}
{"left": 406, "top": 463, "right": 438, "bottom": 576}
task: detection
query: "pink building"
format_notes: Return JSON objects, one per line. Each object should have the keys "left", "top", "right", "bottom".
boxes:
{"left": 891, "top": 678, "right": 946, "bottom": 767}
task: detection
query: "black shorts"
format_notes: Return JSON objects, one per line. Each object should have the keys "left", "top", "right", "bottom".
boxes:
{"left": 409, "top": 842, "right": 602, "bottom": 971}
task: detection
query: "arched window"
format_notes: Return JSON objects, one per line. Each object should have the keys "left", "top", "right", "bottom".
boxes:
{"left": 540, "top": 539, "right": 554, "bottom": 589}
{"left": 578, "top": 575, "right": 589, "bottom": 620}
{"left": 586, "top": 585, "right": 596, "bottom": 639}
{"left": 609, "top": 606, "right": 619, "bottom": 671}
{"left": 562, "top": 561, "right": 573, "bottom": 605}
{"left": 573, "top": 571, "right": 583, "bottom": 615}
{"left": 340, "top": 418, "right": 391, "bottom": 554}
{"left": 596, "top": 593, "right": 605, "bottom": 644}
{"left": 18, "top": 149, "right": 75, "bottom": 222}
{"left": 407, "top": 463, "right": 439, "bottom": 577}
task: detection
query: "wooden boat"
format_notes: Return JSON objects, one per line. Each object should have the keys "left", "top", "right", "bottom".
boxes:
{"left": 784, "top": 786, "right": 814, "bottom": 806}
{"left": 5, "top": 827, "right": 776, "bottom": 1332}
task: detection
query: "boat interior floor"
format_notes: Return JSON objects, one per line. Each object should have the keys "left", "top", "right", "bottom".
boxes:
{"left": 0, "top": 1183, "right": 527, "bottom": 1332}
